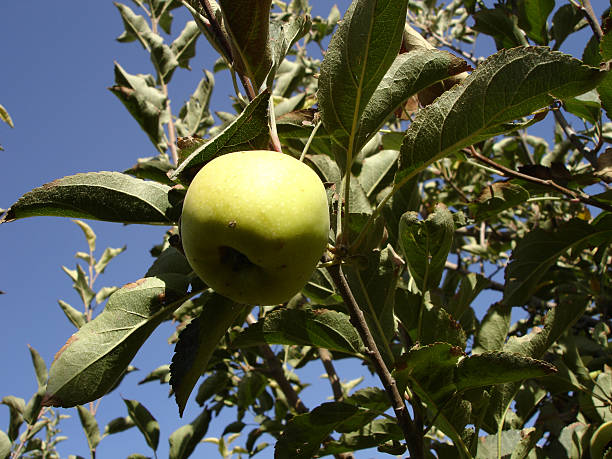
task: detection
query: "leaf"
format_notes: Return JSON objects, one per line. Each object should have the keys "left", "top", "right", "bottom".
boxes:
{"left": 356, "top": 49, "right": 471, "bottom": 152}
{"left": 43, "top": 274, "right": 189, "bottom": 408}
{"left": 146, "top": 247, "right": 192, "bottom": 278}
{"left": 95, "top": 246, "right": 126, "bottom": 274}
{"left": 77, "top": 405, "right": 101, "bottom": 452}
{"left": 1, "top": 172, "right": 182, "bottom": 225}
{"left": 95, "top": 286, "right": 119, "bottom": 305}
{"left": 318, "top": 0, "right": 409, "bottom": 169}
{"left": 473, "top": 303, "right": 512, "bottom": 354}
{"left": 28, "top": 345, "right": 48, "bottom": 392}
{"left": 123, "top": 399, "right": 160, "bottom": 452}
{"left": 74, "top": 264, "right": 95, "bottom": 307}
{"left": 516, "top": 0, "right": 554, "bottom": 45}
{"left": 109, "top": 62, "right": 168, "bottom": 152}
{"left": 103, "top": 416, "right": 135, "bottom": 436}
{"left": 233, "top": 308, "right": 362, "bottom": 355}
{"left": 455, "top": 352, "right": 556, "bottom": 392}
{"left": 72, "top": 220, "right": 96, "bottom": 253}
{"left": 320, "top": 419, "right": 404, "bottom": 455}
{"left": 1, "top": 396, "right": 25, "bottom": 441}
{"left": 504, "top": 215, "right": 612, "bottom": 306}
{"left": 125, "top": 153, "right": 175, "bottom": 185}
{"left": 0, "top": 430, "right": 10, "bottom": 459}
{"left": 138, "top": 365, "right": 170, "bottom": 385}
{"left": 114, "top": 2, "right": 178, "bottom": 82}
{"left": 274, "top": 402, "right": 362, "bottom": 459}
{"left": 175, "top": 72, "right": 215, "bottom": 138}
{"left": 550, "top": 4, "right": 584, "bottom": 49}
{"left": 171, "top": 90, "right": 271, "bottom": 183}
{"left": 472, "top": 7, "right": 526, "bottom": 49}
{"left": 170, "top": 296, "right": 247, "bottom": 416}
{"left": 267, "top": 14, "right": 311, "bottom": 85}
{"left": 219, "top": 0, "right": 273, "bottom": 89}
{"left": 168, "top": 409, "right": 211, "bottom": 459}
{"left": 399, "top": 205, "right": 454, "bottom": 292}
{"left": 469, "top": 182, "right": 530, "bottom": 222}
{"left": 171, "top": 21, "right": 200, "bottom": 70}
{"left": 0, "top": 104, "right": 14, "bottom": 128}
{"left": 357, "top": 149, "right": 399, "bottom": 197}
{"left": 396, "top": 47, "right": 605, "bottom": 187}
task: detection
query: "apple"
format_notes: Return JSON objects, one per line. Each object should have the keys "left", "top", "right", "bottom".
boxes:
{"left": 180, "top": 150, "right": 330, "bottom": 305}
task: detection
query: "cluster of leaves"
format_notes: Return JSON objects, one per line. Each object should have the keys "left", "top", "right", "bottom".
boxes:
{"left": 2, "top": 0, "right": 612, "bottom": 458}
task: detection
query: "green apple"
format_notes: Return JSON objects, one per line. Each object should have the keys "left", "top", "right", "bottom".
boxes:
{"left": 180, "top": 150, "right": 330, "bottom": 305}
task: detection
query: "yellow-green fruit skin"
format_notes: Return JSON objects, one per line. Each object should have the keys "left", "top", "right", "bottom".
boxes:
{"left": 591, "top": 421, "right": 612, "bottom": 459}
{"left": 180, "top": 150, "right": 330, "bottom": 305}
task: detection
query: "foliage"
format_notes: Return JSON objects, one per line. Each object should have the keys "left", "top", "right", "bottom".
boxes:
{"left": 2, "top": 0, "right": 612, "bottom": 457}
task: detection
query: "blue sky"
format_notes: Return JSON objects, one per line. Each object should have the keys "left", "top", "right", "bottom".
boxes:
{"left": 0, "top": 1, "right": 605, "bottom": 458}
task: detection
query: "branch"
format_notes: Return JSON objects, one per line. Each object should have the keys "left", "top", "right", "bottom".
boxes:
{"left": 327, "top": 264, "right": 423, "bottom": 459}
{"left": 467, "top": 146, "right": 612, "bottom": 214}
{"left": 246, "top": 313, "right": 308, "bottom": 414}
{"left": 553, "top": 109, "right": 597, "bottom": 167}
{"left": 319, "top": 348, "right": 344, "bottom": 402}
{"left": 571, "top": 0, "right": 603, "bottom": 42}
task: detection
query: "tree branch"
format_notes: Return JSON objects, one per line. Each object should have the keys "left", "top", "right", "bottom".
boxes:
{"left": 553, "top": 109, "right": 597, "bottom": 167}
{"left": 319, "top": 348, "right": 344, "bottom": 402}
{"left": 467, "top": 146, "right": 612, "bottom": 214}
{"left": 571, "top": 0, "right": 603, "bottom": 42}
{"left": 327, "top": 264, "right": 423, "bottom": 459}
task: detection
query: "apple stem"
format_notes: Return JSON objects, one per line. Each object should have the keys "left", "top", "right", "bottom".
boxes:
{"left": 327, "top": 264, "right": 424, "bottom": 459}
{"left": 268, "top": 96, "right": 283, "bottom": 153}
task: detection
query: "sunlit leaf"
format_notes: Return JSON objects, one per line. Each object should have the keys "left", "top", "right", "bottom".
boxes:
{"left": 77, "top": 405, "right": 101, "bottom": 452}
{"left": 1, "top": 172, "right": 182, "bottom": 225}
{"left": 396, "top": 47, "right": 604, "bottom": 188}
{"left": 168, "top": 409, "right": 211, "bottom": 459}
{"left": 43, "top": 274, "right": 189, "bottom": 407}
{"left": 123, "top": 399, "right": 160, "bottom": 452}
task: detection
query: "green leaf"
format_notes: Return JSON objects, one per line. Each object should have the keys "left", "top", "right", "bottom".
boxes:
{"left": 473, "top": 303, "right": 512, "bottom": 354}
{"left": 171, "top": 21, "right": 200, "bottom": 70}
{"left": 95, "top": 246, "right": 126, "bottom": 274}
{"left": 0, "top": 172, "right": 182, "bottom": 225}
{"left": 318, "top": 0, "right": 409, "bottom": 169}
{"left": 170, "top": 296, "right": 247, "bottom": 416}
{"left": 103, "top": 416, "right": 135, "bottom": 436}
{"left": 123, "top": 399, "right": 160, "bottom": 452}
{"left": 320, "top": 418, "right": 404, "bottom": 455}
{"left": 219, "top": 0, "right": 272, "bottom": 89}
{"left": 267, "top": 13, "right": 311, "bottom": 85}
{"left": 171, "top": 91, "right": 270, "bottom": 183}
{"left": 27, "top": 345, "right": 48, "bottom": 392}
{"left": 175, "top": 72, "right": 215, "bottom": 138}
{"left": 95, "top": 286, "right": 119, "bottom": 305}
{"left": 42, "top": 274, "right": 189, "bottom": 408}
{"left": 237, "top": 372, "right": 267, "bottom": 409}
{"left": 274, "top": 402, "right": 361, "bottom": 459}
{"left": 1, "top": 396, "right": 25, "bottom": 441}
{"left": 517, "top": 0, "right": 554, "bottom": 45}
{"left": 74, "top": 264, "right": 95, "bottom": 307}
{"left": 109, "top": 62, "right": 168, "bottom": 152}
{"left": 146, "top": 247, "right": 193, "bottom": 278}
{"left": 472, "top": 7, "right": 526, "bottom": 49}
{"left": 469, "top": 182, "right": 530, "bottom": 222}
{"left": 357, "top": 149, "right": 399, "bottom": 197}
{"left": 72, "top": 219, "right": 96, "bottom": 252}
{"left": 125, "top": 153, "right": 174, "bottom": 185}
{"left": 114, "top": 2, "right": 178, "bottom": 82}
{"left": 168, "top": 409, "right": 211, "bottom": 459}
{"left": 0, "top": 104, "right": 14, "bottom": 128}
{"left": 138, "top": 365, "right": 170, "bottom": 385}
{"left": 455, "top": 352, "right": 556, "bottom": 392}
{"left": 504, "top": 216, "right": 612, "bottom": 306}
{"left": 233, "top": 308, "right": 362, "bottom": 355}
{"left": 77, "top": 405, "right": 101, "bottom": 452}
{"left": 356, "top": 49, "right": 471, "bottom": 153}
{"left": 0, "top": 430, "right": 10, "bottom": 459}
{"left": 550, "top": 4, "right": 584, "bottom": 49}
{"left": 396, "top": 47, "right": 605, "bottom": 187}
{"left": 399, "top": 205, "right": 454, "bottom": 292}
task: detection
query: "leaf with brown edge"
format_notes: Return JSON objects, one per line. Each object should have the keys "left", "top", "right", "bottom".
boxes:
{"left": 1, "top": 172, "right": 183, "bottom": 225}
{"left": 42, "top": 274, "right": 189, "bottom": 408}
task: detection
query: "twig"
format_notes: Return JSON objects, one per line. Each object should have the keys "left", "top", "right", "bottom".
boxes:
{"left": 246, "top": 314, "right": 308, "bottom": 414}
{"left": 553, "top": 109, "right": 597, "bottom": 167}
{"left": 327, "top": 264, "right": 423, "bottom": 459}
{"left": 571, "top": 0, "right": 604, "bottom": 42}
{"left": 467, "top": 146, "right": 612, "bottom": 213}
{"left": 319, "top": 348, "right": 344, "bottom": 402}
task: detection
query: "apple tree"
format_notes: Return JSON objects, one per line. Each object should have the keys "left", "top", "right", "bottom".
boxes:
{"left": 2, "top": 0, "right": 612, "bottom": 457}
